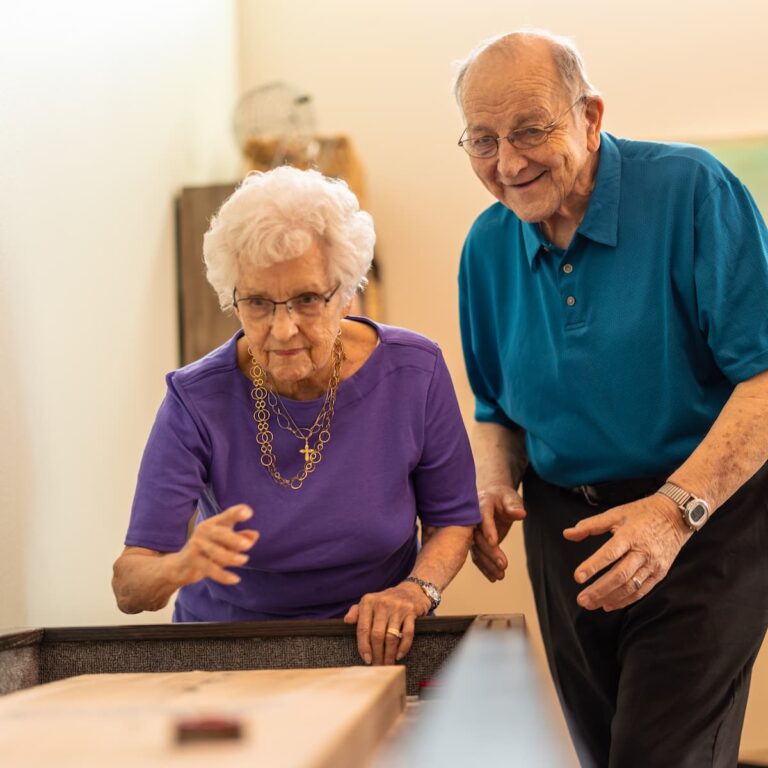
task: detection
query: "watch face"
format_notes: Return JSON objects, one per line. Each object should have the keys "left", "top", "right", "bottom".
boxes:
{"left": 423, "top": 584, "right": 440, "bottom": 605}
{"left": 686, "top": 502, "right": 709, "bottom": 528}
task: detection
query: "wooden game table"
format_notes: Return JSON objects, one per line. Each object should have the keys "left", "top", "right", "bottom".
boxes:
{"left": 0, "top": 614, "right": 578, "bottom": 766}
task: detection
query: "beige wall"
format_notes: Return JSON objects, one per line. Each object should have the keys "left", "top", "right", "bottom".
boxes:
{"left": 237, "top": 0, "right": 767, "bottom": 752}
{"left": 0, "top": 1, "right": 240, "bottom": 626}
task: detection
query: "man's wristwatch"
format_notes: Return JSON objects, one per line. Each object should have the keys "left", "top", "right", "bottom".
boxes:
{"left": 404, "top": 576, "right": 441, "bottom": 611}
{"left": 656, "top": 482, "right": 711, "bottom": 532}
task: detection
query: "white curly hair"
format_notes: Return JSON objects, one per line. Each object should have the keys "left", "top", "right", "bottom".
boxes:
{"left": 203, "top": 166, "right": 376, "bottom": 310}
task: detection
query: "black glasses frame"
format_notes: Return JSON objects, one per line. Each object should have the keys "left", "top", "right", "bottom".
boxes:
{"left": 232, "top": 283, "right": 341, "bottom": 319}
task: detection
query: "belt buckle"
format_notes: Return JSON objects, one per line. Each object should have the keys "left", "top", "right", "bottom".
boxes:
{"left": 578, "top": 484, "right": 600, "bottom": 507}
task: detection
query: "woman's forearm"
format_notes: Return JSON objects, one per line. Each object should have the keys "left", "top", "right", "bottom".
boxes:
{"left": 111, "top": 548, "right": 184, "bottom": 614}
{"left": 411, "top": 525, "right": 473, "bottom": 591}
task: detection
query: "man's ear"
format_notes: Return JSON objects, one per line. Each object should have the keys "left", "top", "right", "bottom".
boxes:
{"left": 584, "top": 96, "right": 605, "bottom": 153}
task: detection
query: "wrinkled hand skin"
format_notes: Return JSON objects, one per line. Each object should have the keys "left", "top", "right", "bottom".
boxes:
{"left": 470, "top": 484, "right": 527, "bottom": 582}
{"left": 172, "top": 505, "right": 259, "bottom": 587}
{"left": 563, "top": 494, "right": 692, "bottom": 612}
{"left": 343, "top": 582, "right": 431, "bottom": 666}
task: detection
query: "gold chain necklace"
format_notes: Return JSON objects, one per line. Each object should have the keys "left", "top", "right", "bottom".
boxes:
{"left": 249, "top": 336, "right": 344, "bottom": 490}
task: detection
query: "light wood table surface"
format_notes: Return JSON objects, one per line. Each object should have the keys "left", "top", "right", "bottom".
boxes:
{"left": 0, "top": 666, "right": 405, "bottom": 768}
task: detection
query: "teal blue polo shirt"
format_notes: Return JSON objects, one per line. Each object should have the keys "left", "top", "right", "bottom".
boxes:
{"left": 459, "top": 132, "right": 768, "bottom": 487}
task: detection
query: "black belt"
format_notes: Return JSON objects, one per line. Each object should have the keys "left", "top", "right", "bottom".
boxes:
{"left": 565, "top": 475, "right": 668, "bottom": 507}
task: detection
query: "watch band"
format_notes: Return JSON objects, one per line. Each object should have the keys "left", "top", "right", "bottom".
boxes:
{"left": 657, "top": 482, "right": 692, "bottom": 507}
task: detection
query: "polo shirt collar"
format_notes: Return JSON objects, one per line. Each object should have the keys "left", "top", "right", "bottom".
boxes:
{"left": 522, "top": 131, "right": 621, "bottom": 268}
{"left": 522, "top": 221, "right": 544, "bottom": 267}
{"left": 578, "top": 132, "right": 620, "bottom": 248}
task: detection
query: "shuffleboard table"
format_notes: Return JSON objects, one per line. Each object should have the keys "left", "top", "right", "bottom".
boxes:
{"left": 0, "top": 614, "right": 579, "bottom": 766}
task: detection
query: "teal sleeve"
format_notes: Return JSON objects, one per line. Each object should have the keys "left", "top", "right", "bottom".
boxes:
{"left": 694, "top": 173, "right": 768, "bottom": 383}
{"left": 458, "top": 240, "right": 519, "bottom": 429}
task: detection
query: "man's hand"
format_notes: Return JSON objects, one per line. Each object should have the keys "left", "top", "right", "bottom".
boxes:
{"left": 470, "top": 485, "right": 526, "bottom": 581}
{"left": 343, "top": 581, "right": 431, "bottom": 665}
{"left": 563, "top": 494, "right": 691, "bottom": 611}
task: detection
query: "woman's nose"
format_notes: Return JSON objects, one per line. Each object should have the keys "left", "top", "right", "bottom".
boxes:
{"left": 269, "top": 304, "right": 299, "bottom": 339}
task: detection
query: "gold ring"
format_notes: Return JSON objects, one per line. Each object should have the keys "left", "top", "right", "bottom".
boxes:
{"left": 632, "top": 576, "right": 642, "bottom": 591}
{"left": 386, "top": 627, "right": 403, "bottom": 640}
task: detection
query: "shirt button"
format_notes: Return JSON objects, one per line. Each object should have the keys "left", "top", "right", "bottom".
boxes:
{"left": 563, "top": 263, "right": 573, "bottom": 274}
{"left": 566, "top": 296, "right": 576, "bottom": 306}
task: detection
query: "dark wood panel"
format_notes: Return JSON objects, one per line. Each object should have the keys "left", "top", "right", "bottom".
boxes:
{"left": 38, "top": 616, "right": 476, "bottom": 643}
{"left": 0, "top": 629, "right": 43, "bottom": 653}
{"left": 176, "top": 183, "right": 240, "bottom": 365}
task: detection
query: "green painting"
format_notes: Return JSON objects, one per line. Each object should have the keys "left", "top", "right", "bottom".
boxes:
{"left": 697, "top": 136, "right": 768, "bottom": 218}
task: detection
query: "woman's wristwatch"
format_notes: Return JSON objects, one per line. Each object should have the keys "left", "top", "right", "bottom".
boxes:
{"left": 656, "top": 482, "right": 711, "bottom": 532}
{"left": 404, "top": 576, "right": 442, "bottom": 611}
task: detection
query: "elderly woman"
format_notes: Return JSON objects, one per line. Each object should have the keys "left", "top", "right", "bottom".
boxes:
{"left": 112, "top": 166, "right": 480, "bottom": 665}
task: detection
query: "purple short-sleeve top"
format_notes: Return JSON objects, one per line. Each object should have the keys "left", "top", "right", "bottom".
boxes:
{"left": 125, "top": 317, "right": 480, "bottom": 621}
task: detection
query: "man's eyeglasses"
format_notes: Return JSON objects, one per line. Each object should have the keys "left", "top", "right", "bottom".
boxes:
{"left": 458, "top": 96, "right": 586, "bottom": 159}
{"left": 233, "top": 284, "right": 340, "bottom": 323}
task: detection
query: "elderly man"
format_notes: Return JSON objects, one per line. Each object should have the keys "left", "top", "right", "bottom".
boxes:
{"left": 454, "top": 30, "right": 768, "bottom": 768}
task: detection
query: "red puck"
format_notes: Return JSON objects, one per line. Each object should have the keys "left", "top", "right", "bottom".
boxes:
{"left": 175, "top": 715, "right": 243, "bottom": 743}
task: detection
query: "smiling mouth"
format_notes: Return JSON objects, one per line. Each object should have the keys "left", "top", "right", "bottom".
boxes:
{"left": 511, "top": 171, "right": 546, "bottom": 189}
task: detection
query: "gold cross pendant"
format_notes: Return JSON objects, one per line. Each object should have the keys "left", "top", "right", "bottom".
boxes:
{"left": 300, "top": 440, "right": 315, "bottom": 463}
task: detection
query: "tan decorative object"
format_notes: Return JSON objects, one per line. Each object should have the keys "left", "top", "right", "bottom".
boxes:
{"left": 243, "top": 134, "right": 367, "bottom": 208}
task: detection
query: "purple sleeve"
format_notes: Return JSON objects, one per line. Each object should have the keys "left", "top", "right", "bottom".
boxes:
{"left": 412, "top": 349, "right": 481, "bottom": 527}
{"left": 125, "top": 375, "right": 211, "bottom": 552}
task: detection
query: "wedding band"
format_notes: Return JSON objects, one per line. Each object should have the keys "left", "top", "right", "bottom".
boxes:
{"left": 632, "top": 576, "right": 642, "bottom": 591}
{"left": 386, "top": 627, "right": 403, "bottom": 640}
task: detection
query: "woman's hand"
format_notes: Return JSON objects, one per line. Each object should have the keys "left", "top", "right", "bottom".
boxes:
{"left": 470, "top": 485, "right": 527, "bottom": 581}
{"left": 343, "top": 581, "right": 432, "bottom": 665}
{"left": 169, "top": 504, "right": 260, "bottom": 587}
{"left": 112, "top": 504, "right": 259, "bottom": 614}
{"left": 563, "top": 494, "right": 691, "bottom": 611}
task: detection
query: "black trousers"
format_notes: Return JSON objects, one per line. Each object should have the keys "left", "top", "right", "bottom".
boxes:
{"left": 522, "top": 462, "right": 768, "bottom": 768}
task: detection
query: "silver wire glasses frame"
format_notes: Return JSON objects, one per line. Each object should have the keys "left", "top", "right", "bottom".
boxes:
{"left": 233, "top": 283, "right": 341, "bottom": 322}
{"left": 457, "top": 96, "right": 587, "bottom": 158}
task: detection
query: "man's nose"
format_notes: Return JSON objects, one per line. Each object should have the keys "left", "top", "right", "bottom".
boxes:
{"left": 496, "top": 139, "right": 529, "bottom": 180}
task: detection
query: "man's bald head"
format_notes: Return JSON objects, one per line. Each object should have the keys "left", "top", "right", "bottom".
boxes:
{"left": 453, "top": 30, "right": 598, "bottom": 115}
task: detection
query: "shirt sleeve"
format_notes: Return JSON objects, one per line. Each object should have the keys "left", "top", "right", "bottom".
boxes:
{"left": 411, "top": 347, "right": 481, "bottom": 528}
{"left": 694, "top": 173, "right": 768, "bottom": 383}
{"left": 458, "top": 241, "right": 519, "bottom": 428}
{"left": 124, "top": 375, "right": 211, "bottom": 552}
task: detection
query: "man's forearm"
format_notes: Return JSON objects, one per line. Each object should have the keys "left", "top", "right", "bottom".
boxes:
{"left": 472, "top": 421, "right": 529, "bottom": 489}
{"left": 669, "top": 369, "right": 768, "bottom": 512}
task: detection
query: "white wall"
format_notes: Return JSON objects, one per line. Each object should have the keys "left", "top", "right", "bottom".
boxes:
{"left": 0, "top": 1, "right": 240, "bottom": 626}
{"left": 236, "top": 0, "right": 768, "bottom": 752}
